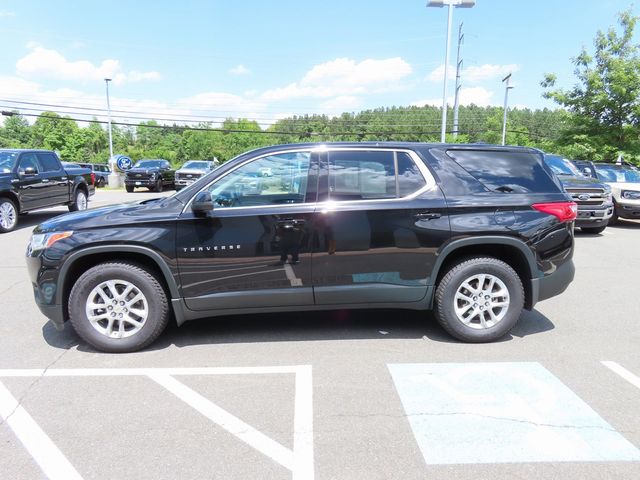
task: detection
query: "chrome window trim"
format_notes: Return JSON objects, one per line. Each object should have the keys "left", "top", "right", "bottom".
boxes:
{"left": 182, "top": 146, "right": 436, "bottom": 214}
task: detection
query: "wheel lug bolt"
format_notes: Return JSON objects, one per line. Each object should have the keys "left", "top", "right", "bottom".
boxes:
{"left": 118, "top": 313, "right": 123, "bottom": 318}
{"left": 111, "top": 312, "right": 116, "bottom": 317}
{"left": 473, "top": 303, "right": 477, "bottom": 307}
{"left": 485, "top": 295, "right": 489, "bottom": 299}
{"left": 120, "top": 301, "right": 125, "bottom": 306}
{"left": 112, "top": 300, "right": 117, "bottom": 305}
{"left": 473, "top": 296, "right": 477, "bottom": 301}
{"left": 485, "top": 302, "right": 489, "bottom": 306}
{"left": 480, "top": 306, "right": 484, "bottom": 310}
{"left": 108, "top": 306, "right": 112, "bottom": 310}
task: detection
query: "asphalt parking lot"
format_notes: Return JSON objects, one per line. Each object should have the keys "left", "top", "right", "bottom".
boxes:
{"left": 1, "top": 189, "right": 639, "bottom": 480}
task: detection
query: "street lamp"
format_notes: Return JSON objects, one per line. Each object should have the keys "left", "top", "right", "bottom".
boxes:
{"left": 501, "top": 73, "right": 514, "bottom": 146}
{"left": 426, "top": 0, "right": 475, "bottom": 143}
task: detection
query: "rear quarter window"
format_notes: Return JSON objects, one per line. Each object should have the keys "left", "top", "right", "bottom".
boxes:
{"left": 446, "top": 150, "right": 561, "bottom": 193}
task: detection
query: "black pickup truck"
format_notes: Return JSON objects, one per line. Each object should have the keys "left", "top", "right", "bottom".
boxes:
{"left": 0, "top": 149, "right": 95, "bottom": 233}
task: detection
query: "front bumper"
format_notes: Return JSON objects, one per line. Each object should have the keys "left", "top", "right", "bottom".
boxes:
{"left": 125, "top": 177, "right": 156, "bottom": 187}
{"left": 26, "top": 254, "right": 66, "bottom": 330}
{"left": 530, "top": 258, "right": 575, "bottom": 307}
{"left": 616, "top": 198, "right": 640, "bottom": 219}
{"left": 574, "top": 203, "right": 613, "bottom": 227}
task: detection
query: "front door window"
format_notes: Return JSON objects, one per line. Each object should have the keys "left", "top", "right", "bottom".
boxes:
{"left": 208, "top": 152, "right": 310, "bottom": 208}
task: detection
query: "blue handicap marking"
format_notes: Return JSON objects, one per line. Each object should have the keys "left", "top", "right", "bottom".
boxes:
{"left": 388, "top": 362, "right": 640, "bottom": 464}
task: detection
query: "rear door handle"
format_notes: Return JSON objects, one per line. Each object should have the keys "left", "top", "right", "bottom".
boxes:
{"left": 414, "top": 212, "right": 441, "bottom": 220}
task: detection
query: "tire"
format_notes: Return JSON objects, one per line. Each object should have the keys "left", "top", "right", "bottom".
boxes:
{"left": 0, "top": 198, "right": 18, "bottom": 233}
{"left": 175, "top": 186, "right": 182, "bottom": 192}
{"left": 434, "top": 257, "right": 524, "bottom": 343}
{"left": 126, "top": 186, "right": 134, "bottom": 193}
{"left": 68, "top": 262, "right": 170, "bottom": 352}
{"left": 97, "top": 177, "right": 105, "bottom": 188}
{"left": 155, "top": 178, "right": 163, "bottom": 193}
{"left": 68, "top": 189, "right": 88, "bottom": 212}
{"left": 581, "top": 225, "right": 606, "bottom": 234}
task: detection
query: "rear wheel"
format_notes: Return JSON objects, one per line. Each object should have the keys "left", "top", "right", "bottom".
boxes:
{"left": 434, "top": 257, "right": 524, "bottom": 342}
{"left": 68, "top": 189, "right": 88, "bottom": 212}
{"left": 0, "top": 198, "right": 18, "bottom": 233}
{"left": 68, "top": 262, "right": 170, "bottom": 352}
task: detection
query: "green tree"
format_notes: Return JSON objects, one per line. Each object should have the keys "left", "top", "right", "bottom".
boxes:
{"left": 541, "top": 9, "right": 640, "bottom": 163}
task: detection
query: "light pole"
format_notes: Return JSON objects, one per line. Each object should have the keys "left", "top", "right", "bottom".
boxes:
{"left": 104, "top": 78, "right": 120, "bottom": 188}
{"left": 427, "top": 0, "right": 475, "bottom": 143}
{"left": 501, "top": 73, "right": 514, "bottom": 146}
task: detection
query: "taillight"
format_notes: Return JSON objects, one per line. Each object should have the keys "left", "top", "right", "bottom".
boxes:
{"left": 91, "top": 172, "right": 96, "bottom": 185}
{"left": 532, "top": 202, "right": 577, "bottom": 222}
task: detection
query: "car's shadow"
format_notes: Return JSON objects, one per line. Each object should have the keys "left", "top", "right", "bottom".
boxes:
{"left": 13, "top": 211, "right": 68, "bottom": 232}
{"left": 609, "top": 219, "right": 640, "bottom": 229}
{"left": 43, "top": 308, "right": 555, "bottom": 353}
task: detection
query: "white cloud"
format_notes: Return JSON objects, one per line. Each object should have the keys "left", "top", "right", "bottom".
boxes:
{"left": 463, "top": 64, "right": 518, "bottom": 82}
{"left": 261, "top": 57, "right": 412, "bottom": 101}
{"left": 230, "top": 64, "right": 250, "bottom": 75}
{"left": 426, "top": 63, "right": 519, "bottom": 83}
{"left": 15, "top": 45, "right": 161, "bottom": 85}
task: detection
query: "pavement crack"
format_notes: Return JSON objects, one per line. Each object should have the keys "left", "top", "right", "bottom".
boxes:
{"left": 0, "top": 279, "right": 27, "bottom": 298}
{"left": 0, "top": 339, "right": 75, "bottom": 428}
{"left": 327, "top": 411, "right": 621, "bottom": 433}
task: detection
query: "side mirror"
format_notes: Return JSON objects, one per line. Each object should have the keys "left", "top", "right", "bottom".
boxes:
{"left": 191, "top": 191, "right": 214, "bottom": 215}
{"left": 21, "top": 167, "right": 38, "bottom": 176}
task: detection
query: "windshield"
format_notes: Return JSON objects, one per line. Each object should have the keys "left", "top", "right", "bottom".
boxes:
{"left": 0, "top": 152, "right": 18, "bottom": 173}
{"left": 544, "top": 155, "right": 581, "bottom": 176}
{"left": 134, "top": 160, "right": 164, "bottom": 168}
{"left": 596, "top": 165, "right": 640, "bottom": 183}
{"left": 182, "top": 161, "right": 211, "bottom": 169}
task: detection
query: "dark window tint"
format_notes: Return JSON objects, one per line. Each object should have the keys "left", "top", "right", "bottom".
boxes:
{"left": 329, "top": 151, "right": 396, "bottom": 200}
{"left": 446, "top": 150, "right": 561, "bottom": 193}
{"left": 397, "top": 152, "right": 427, "bottom": 197}
{"left": 37, "top": 153, "right": 61, "bottom": 172}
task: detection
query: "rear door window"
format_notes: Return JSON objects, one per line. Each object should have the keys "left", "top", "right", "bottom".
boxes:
{"left": 327, "top": 150, "right": 428, "bottom": 201}
{"left": 36, "top": 153, "right": 62, "bottom": 172}
{"left": 446, "top": 150, "right": 561, "bottom": 193}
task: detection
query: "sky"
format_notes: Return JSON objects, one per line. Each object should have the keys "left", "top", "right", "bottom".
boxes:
{"left": 0, "top": 0, "right": 638, "bottom": 128}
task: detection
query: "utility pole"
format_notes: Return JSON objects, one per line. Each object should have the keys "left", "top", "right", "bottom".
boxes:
{"left": 501, "top": 73, "right": 513, "bottom": 146}
{"left": 105, "top": 78, "right": 120, "bottom": 188}
{"left": 452, "top": 22, "right": 464, "bottom": 138}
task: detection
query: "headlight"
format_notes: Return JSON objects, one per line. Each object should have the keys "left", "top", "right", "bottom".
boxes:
{"left": 622, "top": 190, "right": 640, "bottom": 200}
{"left": 149, "top": 172, "right": 157, "bottom": 178}
{"left": 28, "top": 231, "right": 73, "bottom": 253}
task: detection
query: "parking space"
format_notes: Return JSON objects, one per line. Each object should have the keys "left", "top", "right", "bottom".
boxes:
{"left": 1, "top": 190, "right": 640, "bottom": 479}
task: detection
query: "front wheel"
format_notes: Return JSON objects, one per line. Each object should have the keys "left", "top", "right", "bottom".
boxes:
{"left": 68, "top": 262, "right": 170, "bottom": 352}
{"left": 126, "top": 186, "right": 134, "bottom": 193}
{"left": 68, "top": 189, "right": 88, "bottom": 212}
{"left": 434, "top": 257, "right": 524, "bottom": 343}
{"left": 0, "top": 198, "right": 18, "bottom": 233}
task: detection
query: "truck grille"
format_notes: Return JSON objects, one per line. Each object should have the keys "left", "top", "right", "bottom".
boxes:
{"left": 125, "top": 172, "right": 152, "bottom": 181}
{"left": 565, "top": 188, "right": 607, "bottom": 206}
{"left": 176, "top": 172, "right": 202, "bottom": 181}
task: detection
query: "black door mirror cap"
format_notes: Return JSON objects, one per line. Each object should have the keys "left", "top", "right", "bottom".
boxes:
{"left": 21, "top": 167, "right": 38, "bottom": 176}
{"left": 191, "top": 191, "right": 214, "bottom": 214}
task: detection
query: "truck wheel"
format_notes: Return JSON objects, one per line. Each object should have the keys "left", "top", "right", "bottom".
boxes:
{"left": 126, "top": 186, "right": 134, "bottom": 193}
{"left": 97, "top": 177, "right": 105, "bottom": 188}
{"left": 68, "top": 189, "right": 88, "bottom": 212}
{"left": 68, "top": 262, "right": 170, "bottom": 353}
{"left": 154, "top": 178, "right": 163, "bottom": 192}
{"left": 581, "top": 225, "right": 606, "bottom": 234}
{"left": 434, "top": 257, "right": 524, "bottom": 343}
{"left": 0, "top": 198, "right": 18, "bottom": 233}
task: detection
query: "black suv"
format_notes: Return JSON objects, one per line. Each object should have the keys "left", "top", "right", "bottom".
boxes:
{"left": 27, "top": 143, "right": 576, "bottom": 352}
{"left": 124, "top": 159, "right": 175, "bottom": 192}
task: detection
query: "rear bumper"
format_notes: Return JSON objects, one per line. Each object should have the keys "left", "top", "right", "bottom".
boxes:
{"left": 530, "top": 258, "right": 575, "bottom": 307}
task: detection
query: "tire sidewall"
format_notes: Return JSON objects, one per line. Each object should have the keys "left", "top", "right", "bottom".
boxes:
{"left": 69, "top": 264, "right": 167, "bottom": 352}
{"left": 436, "top": 259, "right": 524, "bottom": 342}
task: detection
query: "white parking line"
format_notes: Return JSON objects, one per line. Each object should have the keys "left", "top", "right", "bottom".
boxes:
{"left": 0, "top": 381, "right": 83, "bottom": 480}
{"left": 602, "top": 361, "right": 640, "bottom": 390}
{"left": 0, "top": 366, "right": 314, "bottom": 480}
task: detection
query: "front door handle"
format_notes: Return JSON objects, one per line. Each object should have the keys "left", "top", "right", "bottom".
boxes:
{"left": 414, "top": 212, "right": 441, "bottom": 220}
